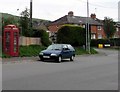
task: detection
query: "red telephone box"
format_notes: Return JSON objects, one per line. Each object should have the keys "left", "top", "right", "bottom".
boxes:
{"left": 3, "top": 25, "right": 19, "bottom": 56}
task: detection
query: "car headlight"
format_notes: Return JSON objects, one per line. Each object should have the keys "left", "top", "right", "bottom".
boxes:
{"left": 39, "top": 52, "right": 43, "bottom": 55}
{"left": 51, "top": 53, "right": 57, "bottom": 56}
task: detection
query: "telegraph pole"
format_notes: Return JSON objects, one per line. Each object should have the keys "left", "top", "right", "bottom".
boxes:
{"left": 86, "top": 0, "right": 90, "bottom": 53}
{"left": 87, "top": 0, "right": 90, "bottom": 53}
{"left": 30, "top": 0, "right": 32, "bottom": 30}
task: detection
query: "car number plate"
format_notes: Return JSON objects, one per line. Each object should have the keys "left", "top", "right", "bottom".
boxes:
{"left": 43, "top": 56, "right": 50, "bottom": 58}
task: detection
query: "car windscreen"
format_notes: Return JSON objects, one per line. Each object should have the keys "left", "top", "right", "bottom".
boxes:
{"left": 47, "top": 44, "right": 62, "bottom": 50}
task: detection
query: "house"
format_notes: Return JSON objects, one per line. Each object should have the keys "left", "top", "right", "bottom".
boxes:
{"left": 32, "top": 19, "right": 51, "bottom": 31}
{"left": 114, "top": 22, "right": 120, "bottom": 38}
{"left": 48, "top": 11, "right": 106, "bottom": 39}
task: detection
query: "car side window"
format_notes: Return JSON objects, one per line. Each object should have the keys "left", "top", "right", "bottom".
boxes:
{"left": 63, "top": 45, "right": 69, "bottom": 50}
{"left": 67, "top": 45, "right": 75, "bottom": 51}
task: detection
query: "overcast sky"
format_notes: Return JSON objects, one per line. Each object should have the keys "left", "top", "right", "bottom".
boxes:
{"left": 0, "top": 0, "right": 119, "bottom": 21}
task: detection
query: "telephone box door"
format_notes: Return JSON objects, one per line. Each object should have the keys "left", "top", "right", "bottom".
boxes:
{"left": 13, "top": 31, "right": 19, "bottom": 56}
{"left": 4, "top": 31, "right": 11, "bottom": 55}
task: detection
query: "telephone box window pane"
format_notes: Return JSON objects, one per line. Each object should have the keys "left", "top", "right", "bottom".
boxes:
{"left": 14, "top": 32, "right": 18, "bottom": 52}
{"left": 5, "top": 32, "right": 10, "bottom": 52}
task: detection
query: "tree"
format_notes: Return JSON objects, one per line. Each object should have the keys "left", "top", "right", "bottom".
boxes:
{"left": 20, "top": 8, "right": 32, "bottom": 37}
{"left": 32, "top": 29, "right": 51, "bottom": 46}
{"left": 2, "top": 15, "right": 19, "bottom": 35}
{"left": 3, "top": 17, "right": 17, "bottom": 26}
{"left": 103, "top": 17, "right": 116, "bottom": 39}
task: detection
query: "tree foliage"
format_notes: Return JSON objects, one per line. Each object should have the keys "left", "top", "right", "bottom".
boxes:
{"left": 103, "top": 17, "right": 116, "bottom": 39}
{"left": 32, "top": 29, "right": 51, "bottom": 46}
{"left": 20, "top": 8, "right": 32, "bottom": 37}
{"left": 3, "top": 17, "right": 17, "bottom": 26}
{"left": 57, "top": 25, "right": 86, "bottom": 46}
{"left": 2, "top": 16, "right": 18, "bottom": 31}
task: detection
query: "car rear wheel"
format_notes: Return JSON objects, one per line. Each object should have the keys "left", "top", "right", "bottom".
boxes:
{"left": 70, "top": 55, "right": 74, "bottom": 61}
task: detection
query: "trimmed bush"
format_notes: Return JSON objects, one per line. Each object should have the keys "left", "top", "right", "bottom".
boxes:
{"left": 57, "top": 25, "right": 86, "bottom": 46}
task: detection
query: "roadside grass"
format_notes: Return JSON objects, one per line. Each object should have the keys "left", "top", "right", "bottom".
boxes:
{"left": 2, "top": 45, "right": 46, "bottom": 58}
{"left": 2, "top": 45, "right": 98, "bottom": 58}
{"left": 19, "top": 45, "right": 46, "bottom": 57}
{"left": 2, "top": 53, "right": 11, "bottom": 58}
{"left": 75, "top": 47, "right": 98, "bottom": 55}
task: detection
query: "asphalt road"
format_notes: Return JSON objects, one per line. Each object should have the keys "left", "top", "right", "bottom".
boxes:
{"left": 2, "top": 49, "right": 118, "bottom": 90}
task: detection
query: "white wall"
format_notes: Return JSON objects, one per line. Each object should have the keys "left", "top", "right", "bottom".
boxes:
{"left": 19, "top": 36, "right": 42, "bottom": 46}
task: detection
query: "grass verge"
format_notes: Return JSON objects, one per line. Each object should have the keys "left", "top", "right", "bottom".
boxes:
{"left": 19, "top": 45, "right": 46, "bottom": 57}
{"left": 2, "top": 45, "right": 98, "bottom": 58}
{"left": 2, "top": 45, "right": 46, "bottom": 58}
{"left": 75, "top": 47, "right": 98, "bottom": 55}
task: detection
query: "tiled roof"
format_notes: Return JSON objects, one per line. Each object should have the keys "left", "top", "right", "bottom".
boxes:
{"left": 50, "top": 15, "right": 103, "bottom": 26}
{"left": 50, "top": 15, "right": 68, "bottom": 25}
{"left": 33, "top": 20, "right": 51, "bottom": 30}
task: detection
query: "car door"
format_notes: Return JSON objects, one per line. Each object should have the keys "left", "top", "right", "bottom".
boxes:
{"left": 62, "top": 45, "right": 71, "bottom": 58}
{"left": 67, "top": 45, "right": 75, "bottom": 57}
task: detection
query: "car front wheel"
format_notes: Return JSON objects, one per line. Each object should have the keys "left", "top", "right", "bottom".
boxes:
{"left": 57, "top": 56, "right": 62, "bottom": 63}
{"left": 70, "top": 55, "right": 74, "bottom": 61}
{"left": 40, "top": 57, "right": 44, "bottom": 61}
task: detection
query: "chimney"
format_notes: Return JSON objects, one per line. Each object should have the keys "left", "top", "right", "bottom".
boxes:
{"left": 90, "top": 13, "right": 96, "bottom": 19}
{"left": 68, "top": 11, "right": 74, "bottom": 17}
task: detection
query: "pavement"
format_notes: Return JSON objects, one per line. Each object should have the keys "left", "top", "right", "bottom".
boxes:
{"left": 2, "top": 54, "right": 97, "bottom": 64}
{"left": 2, "top": 56, "right": 39, "bottom": 64}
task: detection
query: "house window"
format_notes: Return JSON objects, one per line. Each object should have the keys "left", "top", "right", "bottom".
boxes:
{"left": 116, "top": 28, "right": 119, "bottom": 32}
{"left": 98, "top": 34, "right": 102, "bottom": 39}
{"left": 97, "top": 26, "right": 102, "bottom": 30}
{"left": 113, "top": 34, "right": 118, "bottom": 38}
{"left": 91, "top": 33, "right": 96, "bottom": 39}
{"left": 82, "top": 25, "right": 85, "bottom": 28}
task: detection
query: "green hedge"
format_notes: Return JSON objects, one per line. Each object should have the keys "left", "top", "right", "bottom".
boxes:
{"left": 57, "top": 25, "right": 86, "bottom": 46}
{"left": 91, "top": 38, "right": 120, "bottom": 47}
{"left": 110, "top": 38, "right": 120, "bottom": 46}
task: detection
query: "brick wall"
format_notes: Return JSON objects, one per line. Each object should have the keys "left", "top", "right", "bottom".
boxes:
{"left": 91, "top": 25, "right": 105, "bottom": 39}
